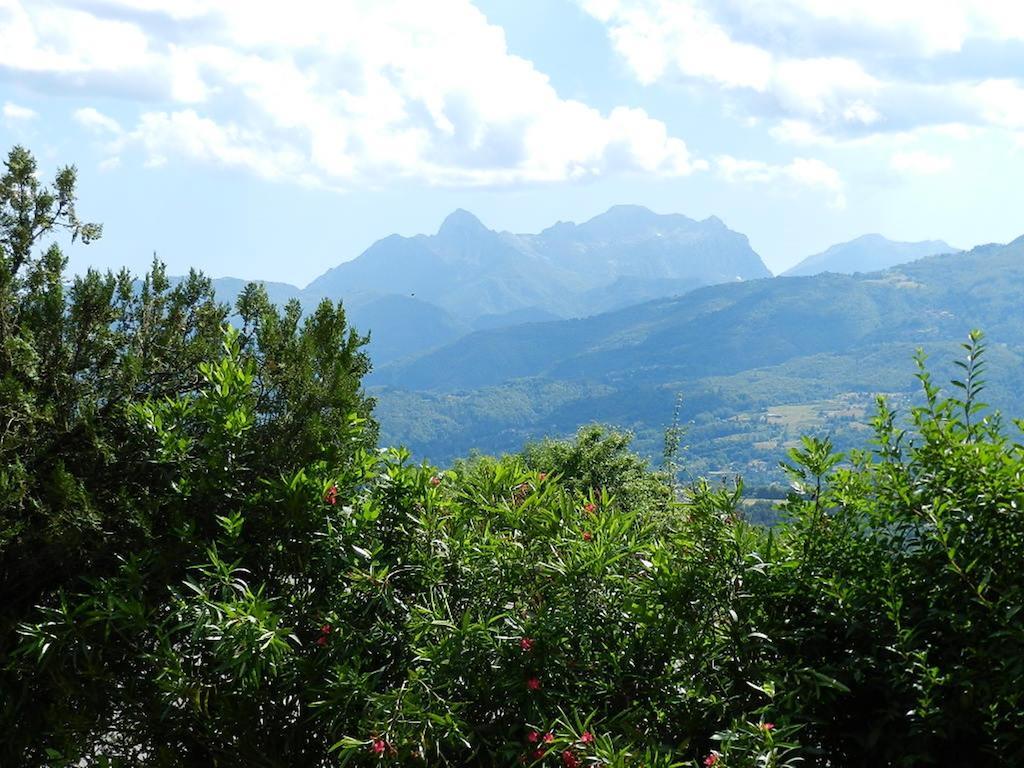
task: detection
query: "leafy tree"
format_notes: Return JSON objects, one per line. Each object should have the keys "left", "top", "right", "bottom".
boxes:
{"left": 763, "top": 332, "right": 1024, "bottom": 765}
{"left": 0, "top": 146, "right": 376, "bottom": 762}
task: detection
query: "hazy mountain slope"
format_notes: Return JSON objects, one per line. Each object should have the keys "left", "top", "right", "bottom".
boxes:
{"left": 377, "top": 236, "right": 1023, "bottom": 392}
{"left": 782, "top": 233, "right": 958, "bottom": 276}
{"left": 190, "top": 206, "right": 769, "bottom": 365}
{"left": 372, "top": 274, "right": 919, "bottom": 391}
{"left": 526, "top": 205, "right": 770, "bottom": 285}
{"left": 346, "top": 295, "right": 467, "bottom": 364}
{"left": 373, "top": 235, "right": 1024, "bottom": 476}
{"left": 305, "top": 205, "right": 770, "bottom": 321}
{"left": 202, "top": 278, "right": 465, "bottom": 365}
{"left": 305, "top": 210, "right": 579, "bottom": 322}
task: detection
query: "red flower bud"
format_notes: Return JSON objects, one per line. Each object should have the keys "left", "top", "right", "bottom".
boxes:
{"left": 526, "top": 731, "right": 540, "bottom": 744}
{"left": 543, "top": 732, "right": 555, "bottom": 744}
{"left": 580, "top": 731, "right": 594, "bottom": 744}
{"left": 429, "top": 474, "right": 442, "bottom": 487}
{"left": 704, "top": 752, "right": 720, "bottom": 766}
{"left": 582, "top": 531, "right": 593, "bottom": 542}
{"left": 583, "top": 502, "right": 597, "bottom": 514}
{"left": 520, "top": 636, "right": 535, "bottom": 652}
{"left": 371, "top": 738, "right": 387, "bottom": 756}
{"left": 562, "top": 749, "right": 581, "bottom": 768}
{"left": 526, "top": 676, "right": 541, "bottom": 691}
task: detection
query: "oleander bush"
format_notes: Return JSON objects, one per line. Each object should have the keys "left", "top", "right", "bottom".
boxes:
{"left": 2, "top": 146, "right": 1023, "bottom": 766}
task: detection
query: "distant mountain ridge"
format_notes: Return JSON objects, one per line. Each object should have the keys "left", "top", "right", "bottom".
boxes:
{"left": 191, "top": 212, "right": 966, "bottom": 370}
{"left": 201, "top": 205, "right": 773, "bottom": 363}
{"left": 783, "top": 234, "right": 958, "bottom": 276}
{"left": 377, "top": 235, "right": 1023, "bottom": 392}
{"left": 305, "top": 205, "right": 771, "bottom": 322}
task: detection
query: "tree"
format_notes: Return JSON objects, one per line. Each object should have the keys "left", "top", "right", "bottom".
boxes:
{"left": 0, "top": 146, "right": 376, "bottom": 762}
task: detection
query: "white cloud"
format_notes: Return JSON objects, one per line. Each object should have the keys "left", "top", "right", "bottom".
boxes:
{"left": 122, "top": 109, "right": 310, "bottom": 182}
{"left": 3, "top": 101, "right": 37, "bottom": 120}
{"left": 756, "top": 0, "right": 1024, "bottom": 55}
{"left": 972, "top": 79, "right": 1024, "bottom": 130}
{"left": 584, "top": 0, "right": 773, "bottom": 89}
{"left": 890, "top": 150, "right": 954, "bottom": 175}
{"left": 578, "top": 0, "right": 1024, "bottom": 142}
{"left": 0, "top": 2, "right": 152, "bottom": 77}
{"left": 717, "top": 154, "right": 846, "bottom": 208}
{"left": 0, "top": 0, "right": 703, "bottom": 187}
{"left": 74, "top": 107, "right": 122, "bottom": 134}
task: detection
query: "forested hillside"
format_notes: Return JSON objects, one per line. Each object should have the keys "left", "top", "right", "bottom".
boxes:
{"left": 373, "top": 237, "right": 1024, "bottom": 480}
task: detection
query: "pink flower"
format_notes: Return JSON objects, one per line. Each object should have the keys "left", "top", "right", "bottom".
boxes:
{"left": 761, "top": 722, "right": 775, "bottom": 732}
{"left": 704, "top": 752, "right": 719, "bottom": 766}
{"left": 324, "top": 484, "right": 338, "bottom": 505}
{"left": 543, "top": 732, "right": 555, "bottom": 744}
{"left": 579, "top": 731, "right": 594, "bottom": 745}
{"left": 316, "top": 624, "right": 331, "bottom": 646}
{"left": 583, "top": 502, "right": 597, "bottom": 514}
{"left": 526, "top": 677, "right": 541, "bottom": 691}
{"left": 429, "top": 474, "right": 442, "bottom": 487}
{"left": 371, "top": 738, "right": 387, "bottom": 756}
{"left": 526, "top": 731, "right": 540, "bottom": 744}
{"left": 582, "top": 531, "right": 593, "bottom": 542}
{"left": 520, "top": 637, "right": 535, "bottom": 652}
{"left": 561, "top": 749, "right": 581, "bottom": 768}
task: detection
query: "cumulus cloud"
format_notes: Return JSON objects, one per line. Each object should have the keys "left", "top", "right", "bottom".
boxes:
{"left": 890, "top": 150, "right": 954, "bottom": 175}
{"left": 3, "top": 101, "right": 37, "bottom": 120}
{"left": 74, "top": 107, "right": 122, "bottom": 134}
{"left": 717, "top": 155, "right": 846, "bottom": 208}
{"left": 578, "top": 0, "right": 1024, "bottom": 143}
{"left": 0, "top": 0, "right": 703, "bottom": 187}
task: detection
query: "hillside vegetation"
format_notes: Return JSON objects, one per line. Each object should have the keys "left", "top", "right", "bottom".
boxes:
{"left": 2, "top": 147, "right": 1023, "bottom": 766}
{"left": 373, "top": 235, "right": 1024, "bottom": 479}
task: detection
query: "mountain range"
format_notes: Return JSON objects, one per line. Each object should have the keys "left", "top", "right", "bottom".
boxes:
{"left": 205, "top": 205, "right": 772, "bottom": 363}
{"left": 306, "top": 205, "right": 770, "bottom": 321}
{"left": 782, "top": 234, "right": 958, "bottom": 276}
{"left": 175, "top": 205, "right": 1024, "bottom": 483}
{"left": 204, "top": 207, "right": 965, "bottom": 369}
{"left": 369, "top": 234, "right": 1024, "bottom": 480}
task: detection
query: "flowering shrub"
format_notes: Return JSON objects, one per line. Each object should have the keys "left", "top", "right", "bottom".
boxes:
{"left": 6, "top": 329, "right": 1024, "bottom": 766}
{"left": 4, "top": 332, "right": 796, "bottom": 765}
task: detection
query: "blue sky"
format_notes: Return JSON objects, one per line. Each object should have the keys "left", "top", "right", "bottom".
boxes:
{"left": 2, "top": 0, "right": 1023, "bottom": 284}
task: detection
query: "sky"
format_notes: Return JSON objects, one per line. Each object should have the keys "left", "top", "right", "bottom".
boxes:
{"left": 1, "top": 0, "right": 1023, "bottom": 284}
